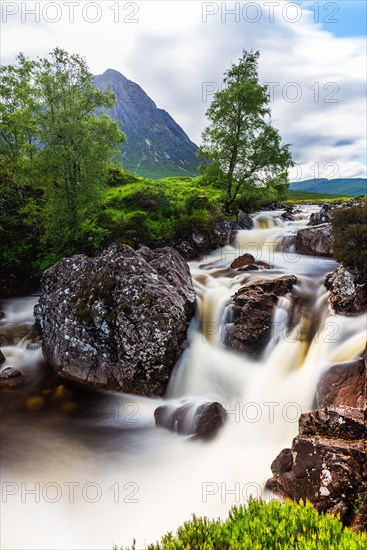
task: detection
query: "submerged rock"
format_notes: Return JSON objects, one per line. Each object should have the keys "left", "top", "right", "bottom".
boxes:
{"left": 0, "top": 367, "right": 25, "bottom": 388}
{"left": 225, "top": 275, "right": 297, "bottom": 358}
{"left": 295, "top": 223, "right": 334, "bottom": 257}
{"left": 34, "top": 244, "right": 196, "bottom": 397}
{"left": 154, "top": 401, "right": 227, "bottom": 439}
{"left": 324, "top": 266, "right": 367, "bottom": 315}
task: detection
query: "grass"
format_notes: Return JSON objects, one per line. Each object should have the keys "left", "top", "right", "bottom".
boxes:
{"left": 114, "top": 498, "right": 367, "bottom": 550}
{"left": 286, "top": 189, "right": 351, "bottom": 202}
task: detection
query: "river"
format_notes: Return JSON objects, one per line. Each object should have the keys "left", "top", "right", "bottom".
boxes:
{"left": 1, "top": 206, "right": 366, "bottom": 549}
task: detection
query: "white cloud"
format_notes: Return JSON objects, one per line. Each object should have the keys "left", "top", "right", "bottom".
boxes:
{"left": 1, "top": 0, "right": 366, "bottom": 178}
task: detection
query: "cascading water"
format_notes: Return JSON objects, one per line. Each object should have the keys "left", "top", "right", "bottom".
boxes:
{"left": 1, "top": 206, "right": 366, "bottom": 550}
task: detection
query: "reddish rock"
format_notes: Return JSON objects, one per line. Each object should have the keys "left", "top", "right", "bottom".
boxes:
{"left": 230, "top": 254, "right": 255, "bottom": 269}
{"left": 225, "top": 276, "right": 297, "bottom": 358}
{"left": 267, "top": 407, "right": 367, "bottom": 529}
{"left": 316, "top": 358, "right": 366, "bottom": 409}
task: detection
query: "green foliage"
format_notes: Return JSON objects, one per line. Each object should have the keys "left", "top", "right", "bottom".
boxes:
{"left": 198, "top": 50, "right": 293, "bottom": 212}
{"left": 95, "top": 176, "right": 226, "bottom": 250}
{"left": 118, "top": 499, "right": 367, "bottom": 550}
{"left": 106, "top": 167, "right": 139, "bottom": 187}
{"left": 0, "top": 48, "right": 125, "bottom": 287}
{"left": 331, "top": 205, "right": 367, "bottom": 282}
{"left": 286, "top": 190, "right": 349, "bottom": 201}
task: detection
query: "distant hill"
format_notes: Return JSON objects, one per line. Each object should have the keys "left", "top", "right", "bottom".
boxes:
{"left": 95, "top": 69, "right": 200, "bottom": 179}
{"left": 290, "top": 178, "right": 367, "bottom": 196}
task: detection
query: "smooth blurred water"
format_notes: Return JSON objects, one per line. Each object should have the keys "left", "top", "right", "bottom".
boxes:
{"left": 1, "top": 206, "right": 366, "bottom": 550}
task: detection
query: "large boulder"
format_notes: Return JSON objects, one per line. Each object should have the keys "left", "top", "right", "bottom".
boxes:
{"left": 266, "top": 407, "right": 367, "bottom": 528}
{"left": 295, "top": 223, "right": 334, "bottom": 257}
{"left": 316, "top": 357, "right": 366, "bottom": 409}
{"left": 268, "top": 346, "right": 367, "bottom": 530}
{"left": 225, "top": 275, "right": 297, "bottom": 358}
{"left": 324, "top": 266, "right": 367, "bottom": 315}
{"left": 154, "top": 401, "right": 227, "bottom": 440}
{"left": 34, "top": 245, "right": 196, "bottom": 397}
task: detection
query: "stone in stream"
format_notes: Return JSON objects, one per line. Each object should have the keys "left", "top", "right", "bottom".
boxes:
{"left": 0, "top": 350, "right": 5, "bottom": 363}
{"left": 324, "top": 266, "right": 367, "bottom": 315}
{"left": 267, "top": 345, "right": 367, "bottom": 531}
{"left": 34, "top": 244, "right": 196, "bottom": 397}
{"left": 266, "top": 407, "right": 367, "bottom": 529}
{"left": 225, "top": 275, "right": 297, "bottom": 358}
{"left": 237, "top": 210, "right": 253, "bottom": 229}
{"left": 295, "top": 223, "right": 334, "bottom": 257}
{"left": 0, "top": 367, "right": 25, "bottom": 387}
{"left": 230, "top": 253, "right": 273, "bottom": 271}
{"left": 154, "top": 401, "right": 227, "bottom": 440}
{"left": 307, "top": 205, "right": 331, "bottom": 226}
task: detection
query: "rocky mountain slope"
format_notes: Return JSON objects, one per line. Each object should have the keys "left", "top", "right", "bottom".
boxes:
{"left": 94, "top": 69, "right": 200, "bottom": 179}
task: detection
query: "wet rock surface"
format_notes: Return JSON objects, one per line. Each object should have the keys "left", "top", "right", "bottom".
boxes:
{"left": 0, "top": 367, "right": 25, "bottom": 388}
{"left": 308, "top": 205, "right": 332, "bottom": 226}
{"left": 34, "top": 244, "right": 196, "bottom": 396}
{"left": 316, "top": 357, "right": 366, "bottom": 409}
{"left": 154, "top": 401, "right": 227, "bottom": 439}
{"left": 324, "top": 266, "right": 367, "bottom": 315}
{"left": 225, "top": 275, "right": 297, "bottom": 358}
{"left": 295, "top": 223, "right": 334, "bottom": 257}
{"left": 268, "top": 347, "right": 367, "bottom": 530}
{"left": 229, "top": 254, "right": 273, "bottom": 271}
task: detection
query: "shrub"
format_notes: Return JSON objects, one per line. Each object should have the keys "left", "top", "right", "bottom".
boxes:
{"left": 331, "top": 205, "right": 367, "bottom": 282}
{"left": 116, "top": 499, "right": 367, "bottom": 550}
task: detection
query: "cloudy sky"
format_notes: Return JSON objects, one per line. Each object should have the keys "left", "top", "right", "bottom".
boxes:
{"left": 1, "top": 0, "right": 366, "bottom": 180}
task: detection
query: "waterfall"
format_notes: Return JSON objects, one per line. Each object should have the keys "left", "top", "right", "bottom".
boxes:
{"left": 1, "top": 205, "right": 366, "bottom": 550}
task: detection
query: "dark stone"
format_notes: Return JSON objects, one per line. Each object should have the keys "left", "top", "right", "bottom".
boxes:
{"left": 0, "top": 367, "right": 25, "bottom": 387}
{"left": 0, "top": 350, "right": 5, "bottom": 363}
{"left": 34, "top": 244, "right": 196, "bottom": 397}
{"left": 237, "top": 210, "right": 253, "bottom": 229}
{"left": 295, "top": 224, "right": 334, "bottom": 257}
{"left": 308, "top": 206, "right": 332, "bottom": 226}
{"left": 225, "top": 275, "right": 297, "bottom": 358}
{"left": 154, "top": 401, "right": 227, "bottom": 440}
{"left": 173, "top": 220, "right": 235, "bottom": 261}
{"left": 268, "top": 405, "right": 367, "bottom": 529}
{"left": 299, "top": 407, "right": 367, "bottom": 441}
{"left": 26, "top": 342, "right": 42, "bottom": 351}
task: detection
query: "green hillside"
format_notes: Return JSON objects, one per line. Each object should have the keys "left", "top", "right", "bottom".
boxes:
{"left": 290, "top": 178, "right": 366, "bottom": 196}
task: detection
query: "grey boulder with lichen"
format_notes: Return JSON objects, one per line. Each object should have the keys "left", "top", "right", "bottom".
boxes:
{"left": 34, "top": 244, "right": 196, "bottom": 396}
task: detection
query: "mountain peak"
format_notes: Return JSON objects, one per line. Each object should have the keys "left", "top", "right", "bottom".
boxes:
{"left": 95, "top": 70, "right": 199, "bottom": 179}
